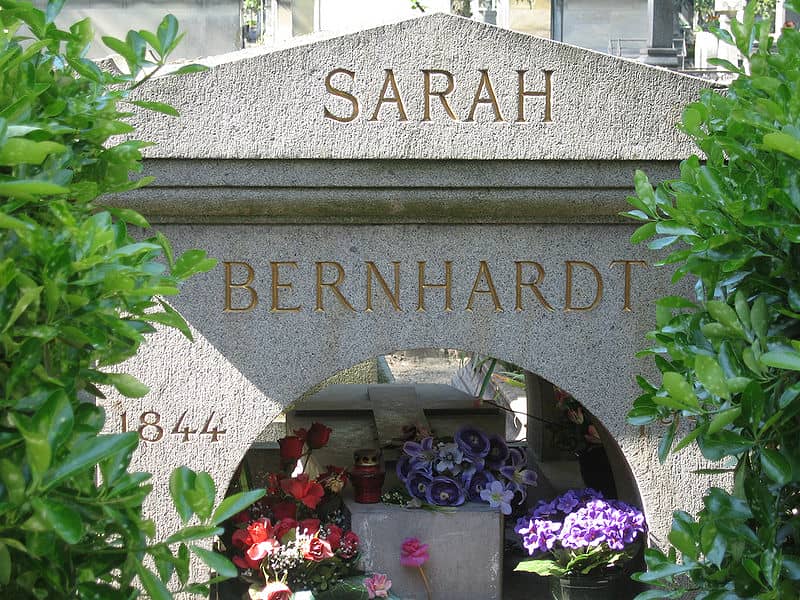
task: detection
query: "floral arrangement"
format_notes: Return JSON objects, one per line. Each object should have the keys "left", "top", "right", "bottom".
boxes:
{"left": 231, "top": 515, "right": 360, "bottom": 596}
{"left": 396, "top": 426, "right": 537, "bottom": 513}
{"left": 513, "top": 488, "right": 646, "bottom": 578}
{"left": 225, "top": 422, "right": 364, "bottom": 596}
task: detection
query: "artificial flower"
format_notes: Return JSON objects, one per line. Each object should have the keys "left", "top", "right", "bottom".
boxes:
{"left": 435, "top": 442, "right": 464, "bottom": 473}
{"left": 280, "top": 474, "right": 325, "bottom": 509}
{"left": 405, "top": 470, "right": 433, "bottom": 501}
{"left": 403, "top": 437, "right": 437, "bottom": 472}
{"left": 299, "top": 518, "right": 321, "bottom": 535}
{"left": 339, "top": 531, "right": 360, "bottom": 558}
{"left": 364, "top": 573, "right": 392, "bottom": 598}
{"left": 485, "top": 434, "right": 509, "bottom": 469}
{"left": 303, "top": 537, "right": 334, "bottom": 562}
{"left": 248, "top": 539, "right": 281, "bottom": 561}
{"left": 425, "top": 476, "right": 465, "bottom": 507}
{"left": 272, "top": 518, "right": 299, "bottom": 542}
{"left": 249, "top": 581, "right": 293, "bottom": 600}
{"left": 317, "top": 464, "right": 348, "bottom": 493}
{"left": 278, "top": 435, "right": 305, "bottom": 462}
{"left": 306, "top": 422, "right": 332, "bottom": 449}
{"left": 400, "top": 537, "right": 429, "bottom": 567}
{"left": 480, "top": 480, "right": 514, "bottom": 515}
{"left": 455, "top": 426, "right": 490, "bottom": 458}
{"left": 247, "top": 518, "right": 274, "bottom": 544}
{"left": 323, "top": 523, "right": 343, "bottom": 551}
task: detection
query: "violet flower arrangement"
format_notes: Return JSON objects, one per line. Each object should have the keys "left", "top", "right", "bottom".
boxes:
{"left": 396, "top": 426, "right": 537, "bottom": 514}
{"left": 513, "top": 488, "right": 646, "bottom": 578}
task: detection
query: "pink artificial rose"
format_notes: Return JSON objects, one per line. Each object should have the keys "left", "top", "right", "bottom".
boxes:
{"left": 247, "top": 539, "right": 281, "bottom": 562}
{"left": 248, "top": 581, "right": 292, "bottom": 600}
{"left": 400, "top": 537, "right": 429, "bottom": 567}
{"left": 364, "top": 573, "right": 392, "bottom": 599}
{"left": 233, "top": 553, "right": 261, "bottom": 570}
{"left": 303, "top": 537, "right": 334, "bottom": 562}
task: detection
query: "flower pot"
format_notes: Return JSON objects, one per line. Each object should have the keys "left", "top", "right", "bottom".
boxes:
{"left": 548, "top": 572, "right": 626, "bottom": 600}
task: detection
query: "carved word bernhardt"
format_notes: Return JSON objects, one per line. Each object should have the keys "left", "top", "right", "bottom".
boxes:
{"left": 324, "top": 68, "right": 553, "bottom": 123}
{"left": 222, "top": 260, "right": 647, "bottom": 314}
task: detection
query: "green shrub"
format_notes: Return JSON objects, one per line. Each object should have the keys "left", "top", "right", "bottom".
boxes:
{"left": 0, "top": 1, "right": 262, "bottom": 597}
{"left": 625, "top": 2, "right": 800, "bottom": 598}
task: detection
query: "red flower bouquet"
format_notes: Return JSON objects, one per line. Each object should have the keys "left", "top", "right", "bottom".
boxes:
{"left": 231, "top": 516, "right": 361, "bottom": 596}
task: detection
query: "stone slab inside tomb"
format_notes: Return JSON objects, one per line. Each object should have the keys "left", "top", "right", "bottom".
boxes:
{"left": 102, "top": 12, "right": 720, "bottom": 599}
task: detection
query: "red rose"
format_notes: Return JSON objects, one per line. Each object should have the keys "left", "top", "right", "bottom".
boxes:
{"left": 247, "top": 518, "right": 273, "bottom": 544}
{"left": 248, "top": 539, "right": 280, "bottom": 562}
{"left": 299, "top": 518, "right": 320, "bottom": 535}
{"left": 339, "top": 531, "right": 359, "bottom": 559}
{"left": 272, "top": 518, "right": 298, "bottom": 542}
{"left": 233, "top": 553, "right": 260, "bottom": 570}
{"left": 303, "top": 537, "right": 333, "bottom": 562}
{"left": 232, "top": 527, "right": 252, "bottom": 549}
{"left": 278, "top": 435, "right": 305, "bottom": 462}
{"left": 324, "top": 523, "right": 343, "bottom": 551}
{"left": 271, "top": 501, "right": 297, "bottom": 521}
{"left": 280, "top": 474, "right": 325, "bottom": 509}
{"left": 232, "top": 510, "right": 250, "bottom": 524}
{"left": 306, "top": 422, "right": 332, "bottom": 449}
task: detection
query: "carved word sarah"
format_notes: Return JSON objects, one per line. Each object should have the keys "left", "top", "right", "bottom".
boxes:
{"left": 324, "top": 68, "right": 553, "bottom": 123}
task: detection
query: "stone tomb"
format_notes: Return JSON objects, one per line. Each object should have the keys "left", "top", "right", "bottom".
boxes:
{"left": 103, "top": 13, "right": 721, "bottom": 598}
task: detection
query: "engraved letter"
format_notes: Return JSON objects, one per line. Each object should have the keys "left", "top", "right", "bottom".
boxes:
{"left": 422, "top": 69, "right": 458, "bottom": 121}
{"left": 224, "top": 261, "right": 258, "bottom": 312}
{"left": 515, "top": 261, "right": 555, "bottom": 312}
{"left": 366, "top": 261, "right": 402, "bottom": 312}
{"left": 564, "top": 260, "right": 604, "bottom": 312}
{"left": 516, "top": 70, "right": 553, "bottom": 123}
{"left": 270, "top": 261, "right": 301, "bottom": 313}
{"left": 369, "top": 69, "right": 408, "bottom": 121}
{"left": 417, "top": 261, "right": 453, "bottom": 312}
{"left": 466, "top": 261, "right": 503, "bottom": 312}
{"left": 465, "top": 70, "right": 504, "bottom": 122}
{"left": 610, "top": 260, "right": 647, "bottom": 312}
{"left": 315, "top": 261, "right": 356, "bottom": 312}
{"left": 324, "top": 68, "right": 359, "bottom": 123}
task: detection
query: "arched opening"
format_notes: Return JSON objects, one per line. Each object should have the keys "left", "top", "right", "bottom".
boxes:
{"left": 215, "top": 348, "right": 645, "bottom": 599}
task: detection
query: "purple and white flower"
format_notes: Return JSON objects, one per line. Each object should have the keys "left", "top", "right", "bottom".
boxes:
{"left": 455, "top": 426, "right": 490, "bottom": 458}
{"left": 480, "top": 480, "right": 515, "bottom": 515}
{"left": 435, "top": 442, "right": 464, "bottom": 474}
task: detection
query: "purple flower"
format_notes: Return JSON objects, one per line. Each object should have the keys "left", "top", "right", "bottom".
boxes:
{"left": 403, "top": 437, "right": 437, "bottom": 472}
{"left": 405, "top": 470, "right": 432, "bottom": 501}
{"left": 485, "top": 434, "right": 509, "bottom": 469}
{"left": 426, "top": 476, "right": 466, "bottom": 506}
{"left": 396, "top": 455, "right": 413, "bottom": 482}
{"left": 455, "top": 426, "right": 490, "bottom": 458}
{"left": 499, "top": 448, "right": 538, "bottom": 500}
{"left": 480, "top": 480, "right": 515, "bottom": 515}
{"left": 516, "top": 488, "right": 646, "bottom": 573}
{"left": 516, "top": 517, "right": 562, "bottom": 554}
{"left": 466, "top": 469, "right": 496, "bottom": 501}
{"left": 435, "top": 442, "right": 464, "bottom": 474}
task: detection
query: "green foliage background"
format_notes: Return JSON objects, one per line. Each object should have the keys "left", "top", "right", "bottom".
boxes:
{"left": 625, "top": 3, "right": 800, "bottom": 598}
{"left": 0, "top": 1, "right": 262, "bottom": 598}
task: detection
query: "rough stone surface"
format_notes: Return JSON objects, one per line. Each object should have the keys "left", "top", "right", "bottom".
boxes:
{"left": 346, "top": 495, "right": 503, "bottom": 599}
{"left": 101, "top": 223, "right": 720, "bottom": 549}
{"left": 127, "top": 13, "right": 714, "bottom": 161}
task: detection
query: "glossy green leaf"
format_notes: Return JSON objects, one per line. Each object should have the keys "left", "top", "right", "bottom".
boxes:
{"left": 763, "top": 131, "right": 800, "bottom": 160}
{"left": 191, "top": 545, "right": 238, "bottom": 578}
{"left": 106, "top": 373, "right": 150, "bottom": 397}
{"left": 44, "top": 433, "right": 139, "bottom": 490}
{"left": 760, "top": 449, "right": 791, "bottom": 486}
{"left": 129, "top": 100, "right": 179, "bottom": 117}
{"left": 695, "top": 355, "right": 730, "bottom": 400}
{"left": 211, "top": 489, "right": 266, "bottom": 526}
{"left": 164, "top": 525, "right": 223, "bottom": 546}
{"left": 32, "top": 499, "right": 83, "bottom": 544}
{"left": 135, "top": 564, "right": 171, "bottom": 600}
{"left": 761, "top": 350, "right": 800, "bottom": 371}
{"left": 707, "top": 407, "right": 741, "bottom": 435}
{"left": 0, "top": 542, "right": 9, "bottom": 586}
{"left": 173, "top": 64, "right": 210, "bottom": 76}
{"left": 662, "top": 372, "right": 700, "bottom": 410}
